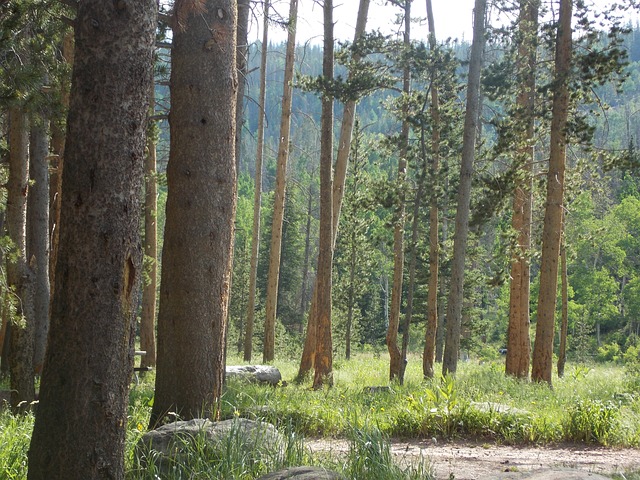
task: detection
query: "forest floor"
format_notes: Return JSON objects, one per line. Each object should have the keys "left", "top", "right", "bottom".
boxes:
{"left": 306, "top": 437, "right": 640, "bottom": 479}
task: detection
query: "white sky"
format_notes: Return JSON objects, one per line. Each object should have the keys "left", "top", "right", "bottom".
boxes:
{"left": 249, "top": 0, "right": 640, "bottom": 45}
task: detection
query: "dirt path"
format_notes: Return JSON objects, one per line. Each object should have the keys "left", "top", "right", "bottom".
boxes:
{"left": 306, "top": 438, "right": 640, "bottom": 479}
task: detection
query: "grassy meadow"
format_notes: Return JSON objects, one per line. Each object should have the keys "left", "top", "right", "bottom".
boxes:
{"left": 3, "top": 354, "right": 640, "bottom": 479}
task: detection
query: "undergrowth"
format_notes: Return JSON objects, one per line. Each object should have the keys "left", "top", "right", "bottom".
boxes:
{"left": 2, "top": 354, "right": 640, "bottom": 478}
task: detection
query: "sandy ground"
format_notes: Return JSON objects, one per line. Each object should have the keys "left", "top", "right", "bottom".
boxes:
{"left": 306, "top": 437, "right": 640, "bottom": 479}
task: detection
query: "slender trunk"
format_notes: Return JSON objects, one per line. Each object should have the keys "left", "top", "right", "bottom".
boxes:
{"left": 423, "top": 0, "right": 441, "bottom": 379}
{"left": 442, "top": 0, "right": 486, "bottom": 376}
{"left": 435, "top": 180, "right": 449, "bottom": 363}
{"left": 244, "top": 0, "right": 270, "bottom": 362}
{"left": 506, "top": 0, "right": 538, "bottom": 380}
{"left": 141, "top": 82, "right": 158, "bottom": 369}
{"left": 387, "top": 0, "right": 411, "bottom": 382}
{"left": 235, "top": 0, "right": 250, "bottom": 175}
{"left": 49, "top": 33, "right": 74, "bottom": 299}
{"left": 313, "top": 0, "right": 334, "bottom": 389}
{"left": 151, "top": 0, "right": 236, "bottom": 425}
{"left": 7, "top": 106, "right": 35, "bottom": 411}
{"left": 28, "top": 1, "right": 155, "bottom": 475}
{"left": 557, "top": 234, "right": 569, "bottom": 377}
{"left": 300, "top": 189, "right": 313, "bottom": 327}
{"left": 28, "top": 117, "right": 50, "bottom": 376}
{"left": 264, "top": 0, "right": 298, "bottom": 363}
{"left": 298, "top": 0, "right": 370, "bottom": 379}
{"left": 531, "top": 0, "right": 572, "bottom": 385}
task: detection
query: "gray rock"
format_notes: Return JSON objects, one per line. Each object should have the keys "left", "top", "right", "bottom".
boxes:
{"left": 226, "top": 365, "right": 282, "bottom": 386}
{"left": 257, "top": 466, "right": 345, "bottom": 479}
{"left": 137, "top": 418, "right": 284, "bottom": 472}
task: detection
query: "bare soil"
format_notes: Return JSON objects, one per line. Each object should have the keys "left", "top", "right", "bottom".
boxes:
{"left": 306, "top": 437, "right": 640, "bottom": 479}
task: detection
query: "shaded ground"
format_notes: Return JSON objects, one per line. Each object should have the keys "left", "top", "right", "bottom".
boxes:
{"left": 306, "top": 437, "right": 640, "bottom": 479}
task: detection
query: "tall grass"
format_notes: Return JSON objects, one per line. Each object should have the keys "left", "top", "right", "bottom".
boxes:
{"left": 2, "top": 355, "right": 640, "bottom": 478}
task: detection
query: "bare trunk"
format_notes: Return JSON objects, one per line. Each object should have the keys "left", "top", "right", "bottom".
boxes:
{"left": 436, "top": 184, "right": 449, "bottom": 363}
{"left": 423, "top": 0, "right": 441, "bottom": 379}
{"left": 235, "top": 0, "right": 250, "bottom": 175}
{"left": 28, "top": 1, "right": 155, "bottom": 476}
{"left": 557, "top": 234, "right": 569, "bottom": 377}
{"left": 442, "top": 0, "right": 486, "bottom": 376}
{"left": 313, "top": 0, "right": 334, "bottom": 390}
{"left": 245, "top": 0, "right": 270, "bottom": 362}
{"left": 505, "top": 0, "right": 538, "bottom": 380}
{"left": 151, "top": 0, "right": 236, "bottom": 425}
{"left": 298, "top": 0, "right": 370, "bottom": 379}
{"left": 28, "top": 117, "right": 50, "bottom": 376}
{"left": 531, "top": 0, "right": 572, "bottom": 386}
{"left": 387, "top": 0, "right": 411, "bottom": 382}
{"left": 264, "top": 0, "right": 298, "bottom": 363}
{"left": 140, "top": 82, "right": 158, "bottom": 369}
{"left": 7, "top": 106, "right": 35, "bottom": 411}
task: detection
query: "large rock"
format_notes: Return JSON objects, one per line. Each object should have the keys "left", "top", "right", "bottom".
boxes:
{"left": 257, "top": 466, "right": 345, "bottom": 479}
{"left": 226, "top": 365, "right": 282, "bottom": 386}
{"left": 137, "top": 418, "right": 284, "bottom": 473}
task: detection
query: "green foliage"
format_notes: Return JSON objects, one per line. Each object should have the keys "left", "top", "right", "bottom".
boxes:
{"left": 564, "top": 399, "right": 621, "bottom": 445}
{"left": 0, "top": 409, "right": 33, "bottom": 479}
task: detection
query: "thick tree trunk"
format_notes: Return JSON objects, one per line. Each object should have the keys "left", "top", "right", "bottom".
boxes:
{"left": 423, "top": 0, "right": 441, "bottom": 379}
{"left": 28, "top": 118, "right": 50, "bottom": 376}
{"left": 264, "top": 0, "right": 298, "bottom": 363}
{"left": 531, "top": 0, "right": 572, "bottom": 386}
{"left": 7, "top": 106, "right": 35, "bottom": 411}
{"left": 387, "top": 0, "right": 411, "bottom": 382}
{"left": 151, "top": 0, "right": 236, "bottom": 426}
{"left": 557, "top": 234, "right": 569, "bottom": 377}
{"left": 245, "top": 0, "right": 270, "bottom": 362}
{"left": 442, "top": 0, "right": 486, "bottom": 376}
{"left": 313, "top": 0, "right": 334, "bottom": 390}
{"left": 28, "top": 1, "right": 155, "bottom": 477}
{"left": 140, "top": 82, "right": 158, "bottom": 370}
{"left": 298, "top": 0, "right": 370, "bottom": 380}
{"left": 505, "top": 0, "right": 538, "bottom": 380}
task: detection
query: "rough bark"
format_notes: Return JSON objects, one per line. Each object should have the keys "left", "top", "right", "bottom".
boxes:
{"left": 141, "top": 82, "right": 158, "bottom": 370}
{"left": 423, "top": 0, "right": 441, "bottom": 379}
{"left": 557, "top": 233, "right": 569, "bottom": 378}
{"left": 245, "top": 0, "right": 270, "bottom": 362}
{"left": 27, "top": 1, "right": 155, "bottom": 477}
{"left": 298, "top": 0, "right": 370, "bottom": 380}
{"left": 264, "top": 0, "right": 297, "bottom": 363}
{"left": 387, "top": 0, "right": 411, "bottom": 382}
{"left": 28, "top": 117, "right": 50, "bottom": 376}
{"left": 7, "top": 105, "right": 35, "bottom": 411}
{"left": 442, "top": 0, "right": 486, "bottom": 376}
{"left": 313, "top": 0, "right": 334, "bottom": 390}
{"left": 150, "top": 0, "right": 237, "bottom": 426}
{"left": 531, "top": 0, "right": 572, "bottom": 386}
{"left": 505, "top": 0, "right": 538, "bottom": 380}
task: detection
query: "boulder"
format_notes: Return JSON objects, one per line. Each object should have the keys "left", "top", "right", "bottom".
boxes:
{"left": 257, "top": 466, "right": 345, "bottom": 479}
{"left": 137, "top": 417, "right": 284, "bottom": 473}
{"left": 226, "top": 365, "right": 282, "bottom": 386}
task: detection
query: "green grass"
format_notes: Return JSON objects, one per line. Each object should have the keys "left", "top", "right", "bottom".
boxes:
{"left": 3, "top": 354, "right": 640, "bottom": 478}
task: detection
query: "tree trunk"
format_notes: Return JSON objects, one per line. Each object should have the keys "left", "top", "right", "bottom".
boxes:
{"left": 313, "top": 0, "right": 334, "bottom": 390}
{"left": 235, "top": 0, "right": 250, "bottom": 175}
{"left": 557, "top": 233, "right": 569, "bottom": 377}
{"left": 264, "top": 0, "right": 298, "bottom": 363}
{"left": 531, "top": 0, "right": 572, "bottom": 386}
{"left": 151, "top": 0, "right": 236, "bottom": 426}
{"left": 387, "top": 0, "right": 411, "bottom": 382}
{"left": 505, "top": 0, "right": 538, "bottom": 380}
{"left": 7, "top": 105, "right": 35, "bottom": 412}
{"left": 436, "top": 184, "right": 449, "bottom": 363}
{"left": 140, "top": 82, "right": 158, "bottom": 370}
{"left": 442, "top": 0, "right": 486, "bottom": 376}
{"left": 28, "top": 117, "right": 50, "bottom": 376}
{"left": 28, "top": 1, "right": 155, "bottom": 477}
{"left": 49, "top": 32, "right": 74, "bottom": 299}
{"left": 245, "top": 0, "right": 270, "bottom": 362}
{"left": 298, "top": 0, "right": 370, "bottom": 380}
{"left": 423, "top": 0, "right": 441, "bottom": 379}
